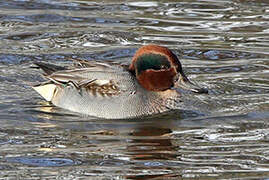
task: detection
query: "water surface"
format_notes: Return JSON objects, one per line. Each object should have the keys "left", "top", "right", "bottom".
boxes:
{"left": 0, "top": 0, "right": 269, "bottom": 179}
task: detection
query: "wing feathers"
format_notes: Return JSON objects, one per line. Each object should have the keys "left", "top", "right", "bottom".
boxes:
{"left": 34, "top": 61, "right": 126, "bottom": 98}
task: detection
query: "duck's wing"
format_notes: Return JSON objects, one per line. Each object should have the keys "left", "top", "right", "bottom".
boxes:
{"left": 33, "top": 61, "right": 133, "bottom": 101}
{"left": 35, "top": 58, "right": 129, "bottom": 74}
{"left": 71, "top": 58, "right": 130, "bottom": 70}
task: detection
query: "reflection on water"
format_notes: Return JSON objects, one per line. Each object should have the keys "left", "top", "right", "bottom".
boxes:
{"left": 0, "top": 0, "right": 269, "bottom": 179}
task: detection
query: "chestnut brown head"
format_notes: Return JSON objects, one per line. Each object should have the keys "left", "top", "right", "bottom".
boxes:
{"left": 129, "top": 45, "right": 181, "bottom": 91}
{"left": 129, "top": 45, "right": 208, "bottom": 93}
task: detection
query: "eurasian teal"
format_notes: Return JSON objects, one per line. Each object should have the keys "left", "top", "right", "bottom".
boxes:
{"left": 33, "top": 45, "right": 207, "bottom": 119}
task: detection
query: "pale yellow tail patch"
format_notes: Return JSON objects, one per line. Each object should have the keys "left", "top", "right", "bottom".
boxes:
{"left": 33, "top": 84, "right": 57, "bottom": 102}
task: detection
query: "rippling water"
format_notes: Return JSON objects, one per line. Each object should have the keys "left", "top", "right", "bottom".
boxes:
{"left": 0, "top": 0, "right": 269, "bottom": 179}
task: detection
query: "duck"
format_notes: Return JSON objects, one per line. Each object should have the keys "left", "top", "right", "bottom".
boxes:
{"left": 33, "top": 45, "right": 207, "bottom": 119}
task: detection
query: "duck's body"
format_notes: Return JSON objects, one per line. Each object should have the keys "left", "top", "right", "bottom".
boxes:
{"left": 33, "top": 45, "right": 207, "bottom": 119}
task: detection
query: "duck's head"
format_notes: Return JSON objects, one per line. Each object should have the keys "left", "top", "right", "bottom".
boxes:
{"left": 129, "top": 45, "right": 207, "bottom": 93}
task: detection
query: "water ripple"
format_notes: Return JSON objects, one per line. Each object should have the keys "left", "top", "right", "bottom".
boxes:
{"left": 0, "top": 0, "right": 269, "bottom": 179}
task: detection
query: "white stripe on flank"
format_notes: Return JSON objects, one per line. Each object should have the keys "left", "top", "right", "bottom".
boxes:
{"left": 95, "top": 80, "right": 110, "bottom": 86}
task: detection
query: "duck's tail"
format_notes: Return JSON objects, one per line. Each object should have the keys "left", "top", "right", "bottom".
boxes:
{"left": 34, "top": 62, "right": 67, "bottom": 75}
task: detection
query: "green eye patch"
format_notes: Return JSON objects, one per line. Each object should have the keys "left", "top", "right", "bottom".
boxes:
{"left": 135, "top": 54, "right": 171, "bottom": 75}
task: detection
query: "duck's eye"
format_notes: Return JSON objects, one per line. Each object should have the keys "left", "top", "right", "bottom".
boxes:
{"left": 160, "top": 65, "right": 169, "bottom": 69}
{"left": 135, "top": 54, "right": 171, "bottom": 74}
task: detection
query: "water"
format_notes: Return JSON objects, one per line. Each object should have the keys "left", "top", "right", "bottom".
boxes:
{"left": 0, "top": 0, "right": 269, "bottom": 179}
